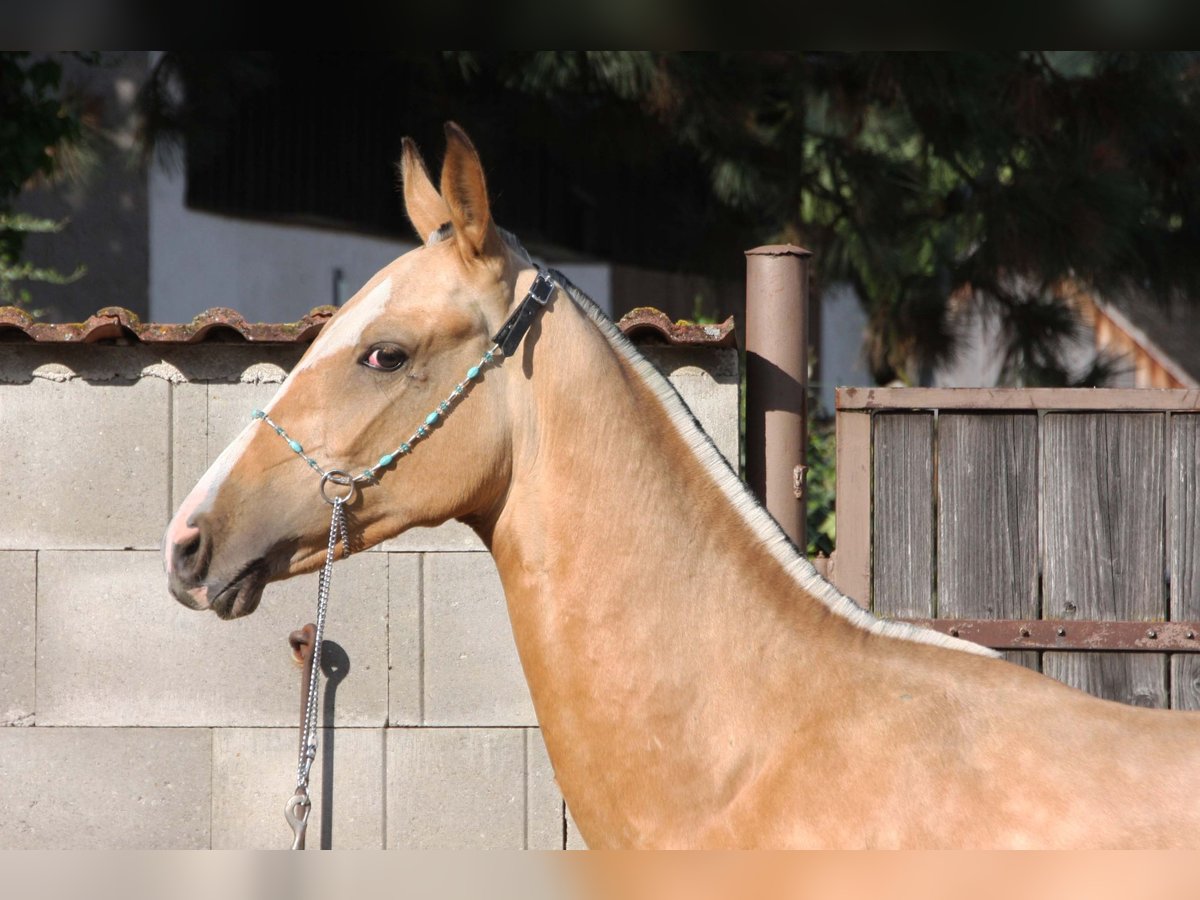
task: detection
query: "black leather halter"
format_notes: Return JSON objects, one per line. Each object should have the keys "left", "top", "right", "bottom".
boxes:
{"left": 492, "top": 268, "right": 557, "bottom": 357}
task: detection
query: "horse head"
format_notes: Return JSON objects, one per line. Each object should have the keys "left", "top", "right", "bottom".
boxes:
{"left": 164, "top": 124, "right": 536, "bottom": 618}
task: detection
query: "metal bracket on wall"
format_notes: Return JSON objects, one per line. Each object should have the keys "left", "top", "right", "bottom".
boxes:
{"left": 793, "top": 465, "right": 807, "bottom": 501}
{"left": 900, "top": 619, "right": 1200, "bottom": 652}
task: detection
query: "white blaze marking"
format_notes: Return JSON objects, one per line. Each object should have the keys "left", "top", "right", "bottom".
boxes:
{"left": 287, "top": 275, "right": 394, "bottom": 379}
{"left": 165, "top": 418, "right": 263, "bottom": 572}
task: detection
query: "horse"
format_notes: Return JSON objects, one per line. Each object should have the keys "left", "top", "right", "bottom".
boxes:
{"left": 165, "top": 123, "right": 1200, "bottom": 849}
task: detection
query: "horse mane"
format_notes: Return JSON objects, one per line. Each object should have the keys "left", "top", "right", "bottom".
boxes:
{"left": 432, "top": 223, "right": 995, "bottom": 656}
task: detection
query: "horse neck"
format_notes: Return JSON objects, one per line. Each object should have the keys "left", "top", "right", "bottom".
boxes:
{"left": 489, "top": 293, "right": 805, "bottom": 634}
{"left": 483, "top": 293, "right": 848, "bottom": 842}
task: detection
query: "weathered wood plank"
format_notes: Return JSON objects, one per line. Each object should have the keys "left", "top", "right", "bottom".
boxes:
{"left": 937, "top": 414, "right": 1038, "bottom": 620}
{"left": 1043, "top": 653, "right": 1168, "bottom": 708}
{"left": 1002, "top": 650, "right": 1040, "bottom": 673}
{"left": 833, "top": 410, "right": 871, "bottom": 607}
{"left": 1171, "top": 656, "right": 1200, "bottom": 710}
{"left": 837, "top": 386, "right": 1200, "bottom": 412}
{"left": 1170, "top": 414, "right": 1200, "bottom": 620}
{"left": 872, "top": 413, "right": 934, "bottom": 619}
{"left": 1170, "top": 414, "right": 1200, "bottom": 709}
{"left": 1042, "top": 414, "right": 1166, "bottom": 617}
{"left": 1042, "top": 413, "right": 1168, "bottom": 707}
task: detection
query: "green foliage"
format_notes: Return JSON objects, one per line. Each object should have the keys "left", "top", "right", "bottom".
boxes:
{"left": 477, "top": 51, "right": 1200, "bottom": 387}
{"left": 806, "top": 419, "right": 836, "bottom": 557}
{"left": 0, "top": 213, "right": 84, "bottom": 307}
{"left": 0, "top": 52, "right": 85, "bottom": 309}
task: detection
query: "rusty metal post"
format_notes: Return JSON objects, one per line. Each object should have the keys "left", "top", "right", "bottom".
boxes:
{"left": 745, "top": 244, "right": 811, "bottom": 549}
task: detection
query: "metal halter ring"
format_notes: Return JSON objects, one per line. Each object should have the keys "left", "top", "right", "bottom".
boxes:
{"left": 319, "top": 470, "right": 356, "bottom": 506}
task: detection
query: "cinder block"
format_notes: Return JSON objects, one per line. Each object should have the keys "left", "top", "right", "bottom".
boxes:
{"left": 669, "top": 373, "right": 740, "bottom": 467}
{"left": 37, "top": 550, "right": 388, "bottom": 726}
{"left": 423, "top": 553, "right": 536, "bottom": 726}
{"left": 212, "top": 727, "right": 384, "bottom": 849}
{"left": 170, "top": 382, "right": 208, "bottom": 514}
{"left": 387, "top": 553, "right": 421, "bottom": 725}
{"left": 0, "top": 345, "right": 168, "bottom": 385}
{"left": 386, "top": 727, "right": 525, "bottom": 849}
{"left": 375, "top": 519, "right": 487, "bottom": 552}
{"left": 156, "top": 345, "right": 303, "bottom": 385}
{"left": 641, "top": 346, "right": 740, "bottom": 466}
{"left": 641, "top": 344, "right": 739, "bottom": 380}
{"left": 0, "top": 726, "right": 210, "bottom": 848}
{"left": 0, "top": 378, "right": 170, "bottom": 549}
{"left": 0, "top": 551, "right": 35, "bottom": 725}
{"left": 527, "top": 728, "right": 565, "bottom": 849}
{"left": 205, "top": 381, "right": 284, "bottom": 463}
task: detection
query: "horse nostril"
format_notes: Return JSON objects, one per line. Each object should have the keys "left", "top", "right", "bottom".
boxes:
{"left": 180, "top": 532, "right": 201, "bottom": 559}
{"left": 171, "top": 520, "right": 210, "bottom": 582}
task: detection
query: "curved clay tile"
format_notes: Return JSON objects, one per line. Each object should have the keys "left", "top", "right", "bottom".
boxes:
{"left": 79, "top": 307, "right": 143, "bottom": 343}
{"left": 0, "top": 304, "right": 733, "bottom": 348}
{"left": 615, "top": 307, "right": 737, "bottom": 348}
{"left": 0, "top": 306, "right": 37, "bottom": 340}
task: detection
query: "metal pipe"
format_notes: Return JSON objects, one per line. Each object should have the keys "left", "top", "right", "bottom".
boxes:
{"left": 745, "top": 244, "right": 811, "bottom": 549}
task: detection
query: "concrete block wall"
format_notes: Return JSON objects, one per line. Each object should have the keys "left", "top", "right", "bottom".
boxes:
{"left": 0, "top": 340, "right": 737, "bottom": 849}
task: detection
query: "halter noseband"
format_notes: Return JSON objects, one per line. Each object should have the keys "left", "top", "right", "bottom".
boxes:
{"left": 252, "top": 267, "right": 557, "bottom": 500}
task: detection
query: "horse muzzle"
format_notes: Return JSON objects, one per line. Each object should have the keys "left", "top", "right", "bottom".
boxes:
{"left": 164, "top": 511, "right": 268, "bottom": 619}
{"left": 169, "top": 578, "right": 212, "bottom": 611}
{"left": 167, "top": 565, "right": 267, "bottom": 619}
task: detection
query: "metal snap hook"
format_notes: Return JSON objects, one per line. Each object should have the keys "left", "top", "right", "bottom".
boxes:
{"left": 285, "top": 789, "right": 311, "bottom": 850}
{"left": 319, "top": 469, "right": 356, "bottom": 506}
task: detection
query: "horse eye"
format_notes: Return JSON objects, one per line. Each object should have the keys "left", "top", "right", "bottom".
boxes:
{"left": 362, "top": 344, "right": 408, "bottom": 371}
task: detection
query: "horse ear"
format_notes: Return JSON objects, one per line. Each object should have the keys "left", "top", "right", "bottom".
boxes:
{"left": 440, "top": 122, "right": 500, "bottom": 260}
{"left": 399, "top": 137, "right": 451, "bottom": 243}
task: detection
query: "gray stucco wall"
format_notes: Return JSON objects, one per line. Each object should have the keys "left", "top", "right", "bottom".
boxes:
{"left": 0, "top": 339, "right": 737, "bottom": 849}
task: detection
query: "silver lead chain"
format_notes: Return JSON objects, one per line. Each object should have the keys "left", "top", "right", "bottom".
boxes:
{"left": 286, "top": 493, "right": 347, "bottom": 848}
{"left": 300, "top": 496, "right": 345, "bottom": 784}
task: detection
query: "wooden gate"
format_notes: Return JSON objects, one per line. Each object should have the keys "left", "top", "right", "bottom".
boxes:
{"left": 828, "top": 387, "right": 1200, "bottom": 710}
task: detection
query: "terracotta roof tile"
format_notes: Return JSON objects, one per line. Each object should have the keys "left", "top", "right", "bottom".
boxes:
{"left": 0, "top": 305, "right": 735, "bottom": 348}
{"left": 615, "top": 308, "right": 737, "bottom": 348}
{"left": 0, "top": 306, "right": 336, "bottom": 344}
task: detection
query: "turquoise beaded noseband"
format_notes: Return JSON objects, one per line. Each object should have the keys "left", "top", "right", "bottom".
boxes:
{"left": 252, "top": 267, "right": 557, "bottom": 504}
{"left": 252, "top": 348, "right": 495, "bottom": 502}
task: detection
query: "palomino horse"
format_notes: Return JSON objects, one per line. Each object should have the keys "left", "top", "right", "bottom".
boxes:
{"left": 166, "top": 123, "right": 1200, "bottom": 849}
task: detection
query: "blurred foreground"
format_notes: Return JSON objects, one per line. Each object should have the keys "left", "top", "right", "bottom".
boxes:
{"left": 6, "top": 850, "right": 1198, "bottom": 900}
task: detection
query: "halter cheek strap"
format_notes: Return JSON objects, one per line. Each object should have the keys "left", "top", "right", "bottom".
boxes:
{"left": 492, "top": 269, "right": 555, "bottom": 356}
